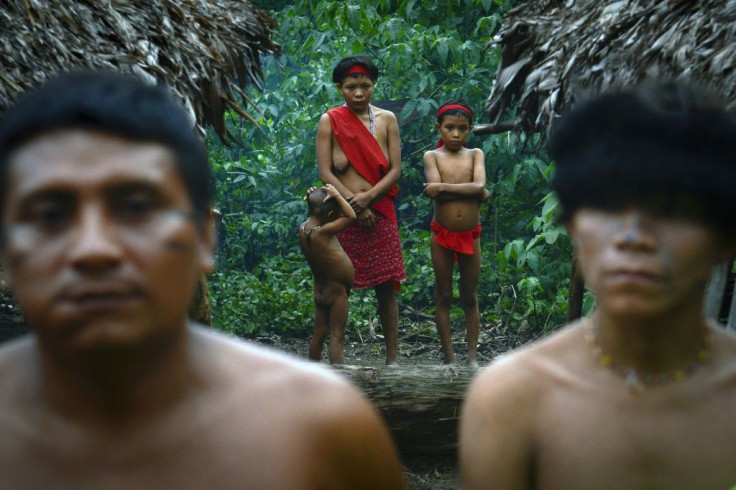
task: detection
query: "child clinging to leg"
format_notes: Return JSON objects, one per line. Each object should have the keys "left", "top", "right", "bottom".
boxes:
{"left": 423, "top": 102, "right": 489, "bottom": 366}
{"left": 299, "top": 184, "right": 357, "bottom": 364}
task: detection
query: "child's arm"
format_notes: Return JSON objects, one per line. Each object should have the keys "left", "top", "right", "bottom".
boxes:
{"left": 423, "top": 149, "right": 488, "bottom": 201}
{"left": 320, "top": 184, "right": 357, "bottom": 235}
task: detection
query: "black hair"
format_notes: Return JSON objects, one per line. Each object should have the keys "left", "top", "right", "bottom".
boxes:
{"left": 549, "top": 82, "right": 736, "bottom": 236}
{"left": 436, "top": 101, "right": 474, "bottom": 125}
{"left": 332, "top": 56, "right": 379, "bottom": 84}
{"left": 0, "top": 70, "right": 213, "bottom": 227}
{"left": 307, "top": 187, "right": 339, "bottom": 218}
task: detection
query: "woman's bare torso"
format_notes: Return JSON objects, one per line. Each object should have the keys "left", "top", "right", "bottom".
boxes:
{"left": 331, "top": 105, "right": 391, "bottom": 195}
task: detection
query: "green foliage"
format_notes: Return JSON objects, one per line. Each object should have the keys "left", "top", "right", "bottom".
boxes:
{"left": 210, "top": 252, "right": 314, "bottom": 337}
{"left": 209, "top": 0, "right": 576, "bottom": 342}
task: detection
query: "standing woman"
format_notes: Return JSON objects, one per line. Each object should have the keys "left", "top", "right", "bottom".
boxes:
{"left": 316, "top": 56, "right": 406, "bottom": 365}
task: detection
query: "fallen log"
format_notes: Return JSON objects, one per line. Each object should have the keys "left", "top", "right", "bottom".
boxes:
{"left": 333, "top": 364, "right": 480, "bottom": 462}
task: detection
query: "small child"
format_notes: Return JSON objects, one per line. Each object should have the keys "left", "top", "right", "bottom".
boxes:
{"left": 423, "top": 102, "right": 488, "bottom": 366}
{"left": 299, "top": 184, "right": 357, "bottom": 364}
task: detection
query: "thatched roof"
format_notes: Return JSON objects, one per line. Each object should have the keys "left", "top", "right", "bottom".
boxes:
{"left": 477, "top": 0, "right": 736, "bottom": 136}
{"left": 0, "top": 0, "right": 280, "bottom": 141}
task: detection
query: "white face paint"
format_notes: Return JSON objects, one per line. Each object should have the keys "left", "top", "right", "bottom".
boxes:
{"left": 1, "top": 129, "right": 213, "bottom": 355}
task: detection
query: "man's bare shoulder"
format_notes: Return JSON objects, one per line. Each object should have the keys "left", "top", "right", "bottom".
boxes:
{"left": 0, "top": 335, "right": 35, "bottom": 383}
{"left": 190, "top": 328, "right": 404, "bottom": 488}
{"left": 192, "top": 326, "right": 366, "bottom": 406}
{"left": 469, "top": 322, "right": 586, "bottom": 401}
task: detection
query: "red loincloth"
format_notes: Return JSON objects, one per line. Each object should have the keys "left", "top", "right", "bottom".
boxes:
{"left": 327, "top": 105, "right": 398, "bottom": 224}
{"left": 338, "top": 212, "right": 406, "bottom": 290}
{"left": 431, "top": 221, "right": 481, "bottom": 261}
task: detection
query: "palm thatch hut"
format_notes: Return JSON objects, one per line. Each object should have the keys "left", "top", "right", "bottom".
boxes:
{"left": 478, "top": 0, "right": 736, "bottom": 136}
{"left": 0, "top": 0, "right": 280, "bottom": 141}
{"left": 477, "top": 0, "right": 736, "bottom": 328}
{"left": 0, "top": 0, "right": 280, "bottom": 335}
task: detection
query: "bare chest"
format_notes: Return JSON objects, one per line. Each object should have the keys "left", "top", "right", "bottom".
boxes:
{"left": 0, "top": 401, "right": 325, "bottom": 489}
{"left": 435, "top": 155, "right": 475, "bottom": 184}
{"left": 534, "top": 385, "right": 736, "bottom": 489}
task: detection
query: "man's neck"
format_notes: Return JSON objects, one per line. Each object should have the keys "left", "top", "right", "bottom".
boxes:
{"left": 592, "top": 307, "right": 711, "bottom": 376}
{"left": 36, "top": 325, "right": 199, "bottom": 427}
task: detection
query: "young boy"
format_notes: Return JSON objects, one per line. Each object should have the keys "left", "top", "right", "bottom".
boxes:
{"left": 423, "top": 102, "right": 488, "bottom": 366}
{"left": 316, "top": 56, "right": 406, "bottom": 365}
{"left": 459, "top": 83, "right": 736, "bottom": 489}
{"left": 300, "top": 184, "right": 357, "bottom": 364}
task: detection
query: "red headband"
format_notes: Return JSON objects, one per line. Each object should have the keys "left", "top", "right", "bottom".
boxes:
{"left": 437, "top": 104, "right": 473, "bottom": 119}
{"left": 344, "top": 65, "right": 370, "bottom": 77}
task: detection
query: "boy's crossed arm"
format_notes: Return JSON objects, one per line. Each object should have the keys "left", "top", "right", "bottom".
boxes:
{"left": 422, "top": 149, "right": 488, "bottom": 202}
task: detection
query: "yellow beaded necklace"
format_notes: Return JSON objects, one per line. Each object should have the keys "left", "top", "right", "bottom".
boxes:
{"left": 583, "top": 319, "right": 712, "bottom": 392}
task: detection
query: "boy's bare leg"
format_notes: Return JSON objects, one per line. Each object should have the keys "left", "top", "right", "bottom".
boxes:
{"left": 309, "top": 302, "right": 329, "bottom": 361}
{"left": 431, "top": 239, "right": 457, "bottom": 364}
{"left": 328, "top": 294, "right": 348, "bottom": 365}
{"left": 375, "top": 282, "right": 399, "bottom": 365}
{"left": 458, "top": 239, "right": 481, "bottom": 367}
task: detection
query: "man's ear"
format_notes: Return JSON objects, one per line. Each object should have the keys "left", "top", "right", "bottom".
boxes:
{"left": 563, "top": 216, "right": 578, "bottom": 248}
{"left": 563, "top": 219, "right": 574, "bottom": 233}
{"left": 434, "top": 122, "right": 441, "bottom": 131}
{"left": 197, "top": 209, "right": 217, "bottom": 275}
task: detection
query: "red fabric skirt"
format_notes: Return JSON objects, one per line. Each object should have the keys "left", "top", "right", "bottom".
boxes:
{"left": 431, "top": 221, "right": 481, "bottom": 255}
{"left": 338, "top": 212, "right": 406, "bottom": 290}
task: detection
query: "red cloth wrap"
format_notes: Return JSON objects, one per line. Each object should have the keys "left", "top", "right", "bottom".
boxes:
{"left": 338, "top": 213, "right": 406, "bottom": 290}
{"left": 327, "top": 105, "right": 398, "bottom": 224}
{"left": 431, "top": 221, "right": 481, "bottom": 256}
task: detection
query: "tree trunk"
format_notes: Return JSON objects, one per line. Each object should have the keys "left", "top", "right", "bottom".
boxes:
{"left": 333, "top": 364, "right": 479, "bottom": 461}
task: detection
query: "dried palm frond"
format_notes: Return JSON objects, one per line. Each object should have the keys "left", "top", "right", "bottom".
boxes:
{"left": 478, "top": 0, "right": 736, "bottom": 137}
{"left": 0, "top": 0, "right": 280, "bottom": 142}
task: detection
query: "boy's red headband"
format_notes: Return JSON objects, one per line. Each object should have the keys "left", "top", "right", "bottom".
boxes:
{"left": 344, "top": 65, "right": 370, "bottom": 77}
{"left": 437, "top": 104, "right": 474, "bottom": 119}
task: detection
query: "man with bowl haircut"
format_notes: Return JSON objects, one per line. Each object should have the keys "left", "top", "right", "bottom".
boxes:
{"left": 0, "top": 71, "right": 404, "bottom": 489}
{"left": 459, "top": 83, "right": 736, "bottom": 489}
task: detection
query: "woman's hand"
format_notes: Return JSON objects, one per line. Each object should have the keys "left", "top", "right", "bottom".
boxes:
{"left": 348, "top": 191, "right": 372, "bottom": 214}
